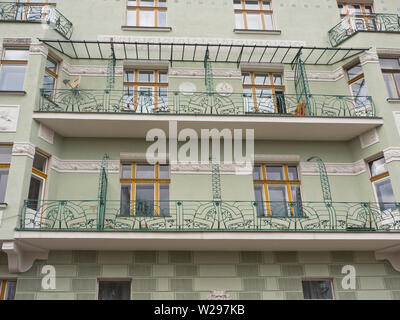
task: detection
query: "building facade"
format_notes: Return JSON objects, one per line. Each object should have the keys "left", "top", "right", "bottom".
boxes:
{"left": 0, "top": 0, "right": 400, "bottom": 300}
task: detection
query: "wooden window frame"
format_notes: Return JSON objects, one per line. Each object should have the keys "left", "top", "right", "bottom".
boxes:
{"left": 0, "top": 144, "right": 12, "bottom": 204}
{"left": 43, "top": 55, "right": 59, "bottom": 97}
{"left": 242, "top": 71, "right": 284, "bottom": 113}
{"left": 123, "top": 69, "right": 168, "bottom": 112}
{"left": 0, "top": 48, "right": 29, "bottom": 91}
{"left": 0, "top": 279, "right": 17, "bottom": 300}
{"left": 120, "top": 162, "right": 170, "bottom": 216}
{"left": 126, "top": 0, "right": 167, "bottom": 27}
{"left": 28, "top": 150, "right": 49, "bottom": 214}
{"left": 380, "top": 58, "right": 400, "bottom": 99}
{"left": 234, "top": 0, "right": 274, "bottom": 30}
{"left": 253, "top": 164, "right": 301, "bottom": 216}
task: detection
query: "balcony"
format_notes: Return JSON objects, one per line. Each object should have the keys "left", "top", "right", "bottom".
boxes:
{"left": 0, "top": 2, "right": 73, "bottom": 39}
{"left": 329, "top": 13, "right": 400, "bottom": 47}
{"left": 14, "top": 200, "right": 400, "bottom": 251}
{"left": 33, "top": 89, "right": 383, "bottom": 140}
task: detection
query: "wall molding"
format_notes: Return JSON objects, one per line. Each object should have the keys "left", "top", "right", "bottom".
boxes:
{"left": 384, "top": 147, "right": 400, "bottom": 164}
{"left": 300, "top": 159, "right": 367, "bottom": 176}
{"left": 360, "top": 50, "right": 380, "bottom": 65}
{"left": 29, "top": 43, "right": 48, "bottom": 57}
{"left": 285, "top": 67, "right": 344, "bottom": 82}
{"left": 62, "top": 61, "right": 123, "bottom": 77}
{"left": 12, "top": 142, "right": 35, "bottom": 159}
{"left": 169, "top": 67, "right": 241, "bottom": 79}
{"left": 50, "top": 156, "right": 120, "bottom": 173}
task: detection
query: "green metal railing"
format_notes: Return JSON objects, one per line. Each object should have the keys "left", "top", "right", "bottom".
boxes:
{"left": 38, "top": 89, "right": 376, "bottom": 118}
{"left": 18, "top": 200, "right": 400, "bottom": 232}
{"left": 329, "top": 13, "right": 400, "bottom": 46}
{"left": 0, "top": 2, "right": 73, "bottom": 39}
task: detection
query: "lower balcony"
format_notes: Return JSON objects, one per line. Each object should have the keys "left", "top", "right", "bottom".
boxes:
{"left": 11, "top": 200, "right": 400, "bottom": 252}
{"left": 33, "top": 89, "right": 383, "bottom": 140}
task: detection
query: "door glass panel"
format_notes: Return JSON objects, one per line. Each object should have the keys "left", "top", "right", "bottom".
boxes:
{"left": 27, "top": 176, "right": 44, "bottom": 210}
{"left": 243, "top": 88, "right": 254, "bottom": 112}
{"left": 374, "top": 178, "right": 396, "bottom": 211}
{"left": 137, "top": 87, "right": 154, "bottom": 113}
{"left": 268, "top": 184, "right": 288, "bottom": 216}
{"left": 254, "top": 184, "right": 265, "bottom": 216}
{"left": 159, "top": 184, "right": 169, "bottom": 216}
{"left": 256, "top": 88, "right": 274, "bottom": 113}
{"left": 135, "top": 183, "right": 154, "bottom": 216}
{"left": 120, "top": 184, "right": 131, "bottom": 216}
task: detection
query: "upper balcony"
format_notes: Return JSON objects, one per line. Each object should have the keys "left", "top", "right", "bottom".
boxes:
{"left": 33, "top": 88, "right": 382, "bottom": 140}
{"left": 0, "top": 2, "right": 73, "bottom": 39}
{"left": 329, "top": 13, "right": 400, "bottom": 47}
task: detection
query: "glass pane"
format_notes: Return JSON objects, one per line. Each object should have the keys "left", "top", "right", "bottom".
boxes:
{"left": 158, "top": 0, "right": 167, "bottom": 7}
{"left": 5, "top": 280, "right": 17, "bottom": 300}
{"left": 120, "top": 184, "right": 131, "bottom": 216}
{"left": 243, "top": 87, "right": 254, "bottom": 112}
{"left": 346, "top": 64, "right": 363, "bottom": 81}
{"left": 137, "top": 87, "right": 154, "bottom": 113}
{"left": 98, "top": 281, "right": 131, "bottom": 300}
{"left": 302, "top": 280, "right": 333, "bottom": 300}
{"left": 27, "top": 175, "right": 44, "bottom": 210}
{"left": 288, "top": 166, "right": 298, "bottom": 180}
{"left": 369, "top": 158, "right": 387, "bottom": 177}
{"left": 379, "top": 58, "right": 400, "bottom": 70}
{"left": 121, "top": 164, "right": 132, "bottom": 179}
{"left": 364, "top": 6, "right": 373, "bottom": 14}
{"left": 254, "top": 73, "right": 270, "bottom": 85}
{"left": 135, "top": 183, "right": 154, "bottom": 216}
{"left": 0, "top": 65, "right": 27, "bottom": 91}
{"left": 42, "top": 73, "right": 56, "bottom": 96}
{"left": 124, "top": 71, "right": 134, "bottom": 82}
{"left": 253, "top": 165, "right": 263, "bottom": 180}
{"left": 159, "top": 165, "right": 169, "bottom": 179}
{"left": 254, "top": 184, "right": 265, "bottom": 216}
{"left": 266, "top": 166, "right": 284, "bottom": 180}
{"left": 138, "top": 71, "right": 154, "bottom": 83}
{"left": 290, "top": 185, "right": 303, "bottom": 217}
{"left": 158, "top": 10, "right": 167, "bottom": 26}
{"left": 0, "top": 168, "right": 9, "bottom": 203}
{"left": 264, "top": 14, "right": 273, "bottom": 29}
{"left": 262, "top": 1, "right": 271, "bottom": 10}
{"left": 383, "top": 74, "right": 398, "bottom": 99}
{"left": 136, "top": 164, "right": 154, "bottom": 179}
{"left": 374, "top": 178, "right": 396, "bottom": 204}
{"left": 159, "top": 184, "right": 170, "bottom": 216}
{"left": 273, "top": 74, "right": 282, "bottom": 85}
{"left": 395, "top": 74, "right": 400, "bottom": 98}
{"left": 268, "top": 184, "right": 288, "bottom": 216}
{"left": 242, "top": 73, "right": 251, "bottom": 84}
{"left": 256, "top": 88, "right": 274, "bottom": 113}
{"left": 0, "top": 146, "right": 12, "bottom": 163}
{"left": 158, "top": 71, "right": 168, "bottom": 83}
{"left": 140, "top": 0, "right": 154, "bottom": 6}
{"left": 127, "top": 0, "right": 137, "bottom": 5}
{"left": 235, "top": 13, "right": 244, "bottom": 29}
{"left": 127, "top": 10, "right": 136, "bottom": 26}
{"left": 3, "top": 49, "right": 29, "bottom": 61}
{"left": 233, "top": 0, "right": 242, "bottom": 10}
{"left": 139, "top": 10, "right": 155, "bottom": 26}
{"left": 33, "top": 153, "right": 47, "bottom": 172}
{"left": 245, "top": 0, "right": 260, "bottom": 10}
{"left": 348, "top": 5, "right": 361, "bottom": 14}
{"left": 246, "top": 13, "right": 262, "bottom": 29}
{"left": 45, "top": 57, "right": 57, "bottom": 73}
{"left": 349, "top": 77, "right": 369, "bottom": 98}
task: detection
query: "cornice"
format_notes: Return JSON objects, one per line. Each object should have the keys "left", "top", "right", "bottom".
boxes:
{"left": 62, "top": 61, "right": 123, "bottom": 77}
{"left": 12, "top": 142, "right": 35, "bottom": 159}
{"left": 50, "top": 156, "right": 120, "bottom": 173}
{"left": 285, "top": 67, "right": 344, "bottom": 82}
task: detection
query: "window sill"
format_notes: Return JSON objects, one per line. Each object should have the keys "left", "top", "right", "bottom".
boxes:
{"left": 0, "top": 203, "right": 8, "bottom": 209}
{"left": 387, "top": 98, "right": 400, "bottom": 104}
{"left": 234, "top": 29, "right": 281, "bottom": 35}
{"left": 0, "top": 90, "right": 26, "bottom": 96}
{"left": 121, "top": 26, "right": 172, "bottom": 32}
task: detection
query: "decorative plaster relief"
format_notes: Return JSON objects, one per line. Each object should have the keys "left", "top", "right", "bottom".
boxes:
{"left": 179, "top": 82, "right": 197, "bottom": 95}
{"left": 62, "top": 61, "right": 123, "bottom": 77}
{"left": 359, "top": 128, "right": 379, "bottom": 149}
{"left": 170, "top": 162, "right": 252, "bottom": 175}
{"left": 3, "top": 38, "right": 31, "bottom": 47}
{"left": 384, "top": 147, "right": 400, "bottom": 164}
{"left": 169, "top": 68, "right": 241, "bottom": 79}
{"left": 300, "top": 160, "right": 366, "bottom": 176}
{"left": 0, "top": 105, "right": 19, "bottom": 132}
{"left": 50, "top": 156, "right": 120, "bottom": 173}
{"left": 29, "top": 43, "right": 48, "bottom": 57}
{"left": 285, "top": 67, "right": 344, "bottom": 82}
{"left": 38, "top": 124, "right": 54, "bottom": 145}
{"left": 12, "top": 142, "right": 35, "bottom": 159}
{"left": 216, "top": 82, "right": 234, "bottom": 96}
{"left": 359, "top": 50, "right": 379, "bottom": 65}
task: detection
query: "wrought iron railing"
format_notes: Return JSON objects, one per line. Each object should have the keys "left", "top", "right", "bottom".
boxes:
{"left": 18, "top": 200, "right": 400, "bottom": 232}
{"left": 0, "top": 2, "right": 73, "bottom": 39}
{"left": 38, "top": 89, "right": 376, "bottom": 118}
{"left": 329, "top": 13, "right": 400, "bottom": 46}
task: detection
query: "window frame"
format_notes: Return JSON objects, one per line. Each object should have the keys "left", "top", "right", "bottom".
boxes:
{"left": 302, "top": 278, "right": 335, "bottom": 300}
{"left": 242, "top": 71, "right": 285, "bottom": 113}
{"left": 0, "top": 144, "right": 12, "bottom": 204}
{"left": 120, "top": 162, "right": 170, "bottom": 216}
{"left": 253, "top": 163, "right": 302, "bottom": 216}
{"left": 379, "top": 58, "right": 400, "bottom": 99}
{"left": 97, "top": 279, "right": 132, "bottom": 300}
{"left": 42, "top": 55, "right": 59, "bottom": 98}
{"left": 0, "top": 279, "right": 17, "bottom": 300}
{"left": 0, "top": 48, "right": 29, "bottom": 92}
{"left": 126, "top": 0, "right": 167, "bottom": 27}
{"left": 123, "top": 69, "right": 168, "bottom": 112}
{"left": 234, "top": 0, "right": 274, "bottom": 31}
{"left": 27, "top": 150, "right": 49, "bottom": 210}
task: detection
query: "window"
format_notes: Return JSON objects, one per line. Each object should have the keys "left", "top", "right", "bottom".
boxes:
{"left": 16, "top": 0, "right": 57, "bottom": 22}
{"left": 0, "top": 48, "right": 29, "bottom": 91}
{"left": 98, "top": 280, "right": 131, "bottom": 300}
{"left": 302, "top": 280, "right": 334, "bottom": 300}
{"left": 27, "top": 151, "right": 49, "bottom": 211}
{"left": 379, "top": 58, "right": 400, "bottom": 99}
{"left": 42, "top": 56, "right": 59, "bottom": 99}
{"left": 0, "top": 280, "right": 17, "bottom": 300}
{"left": 123, "top": 69, "right": 168, "bottom": 113}
{"left": 368, "top": 157, "right": 397, "bottom": 212}
{"left": 338, "top": 2, "right": 375, "bottom": 32}
{"left": 346, "top": 63, "right": 371, "bottom": 111}
{"left": 253, "top": 164, "right": 302, "bottom": 217}
{"left": 0, "top": 145, "right": 12, "bottom": 204}
{"left": 242, "top": 72, "right": 284, "bottom": 113}
{"left": 126, "top": 0, "right": 167, "bottom": 27}
{"left": 234, "top": 0, "right": 274, "bottom": 30}
{"left": 120, "top": 163, "right": 170, "bottom": 216}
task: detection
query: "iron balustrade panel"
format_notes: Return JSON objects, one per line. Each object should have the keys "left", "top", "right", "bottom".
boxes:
{"left": 38, "top": 89, "right": 376, "bottom": 118}
{"left": 329, "top": 13, "right": 400, "bottom": 47}
{"left": 0, "top": 2, "right": 73, "bottom": 39}
{"left": 18, "top": 200, "right": 400, "bottom": 232}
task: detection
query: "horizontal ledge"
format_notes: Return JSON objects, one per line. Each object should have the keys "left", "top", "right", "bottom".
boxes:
{"left": 0, "top": 90, "right": 26, "bottom": 96}
{"left": 121, "top": 26, "right": 172, "bottom": 32}
{"left": 0, "top": 203, "right": 7, "bottom": 209}
{"left": 234, "top": 29, "right": 282, "bottom": 35}
{"left": 387, "top": 98, "right": 400, "bottom": 104}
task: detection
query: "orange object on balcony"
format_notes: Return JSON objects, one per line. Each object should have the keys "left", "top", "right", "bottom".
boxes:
{"left": 295, "top": 100, "right": 306, "bottom": 116}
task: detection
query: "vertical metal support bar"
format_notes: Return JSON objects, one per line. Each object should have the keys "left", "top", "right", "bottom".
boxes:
{"left": 97, "top": 154, "right": 109, "bottom": 230}
{"left": 291, "top": 51, "right": 312, "bottom": 115}
{"left": 106, "top": 42, "right": 116, "bottom": 91}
